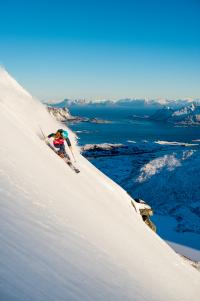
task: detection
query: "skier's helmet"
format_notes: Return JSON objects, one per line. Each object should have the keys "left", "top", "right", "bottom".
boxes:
{"left": 62, "top": 130, "right": 68, "bottom": 139}
{"left": 57, "top": 129, "right": 68, "bottom": 138}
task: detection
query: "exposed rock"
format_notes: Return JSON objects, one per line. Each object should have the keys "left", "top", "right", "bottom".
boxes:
{"left": 46, "top": 106, "right": 110, "bottom": 124}
{"left": 131, "top": 198, "right": 156, "bottom": 232}
{"left": 47, "top": 106, "right": 74, "bottom": 122}
{"left": 88, "top": 118, "right": 110, "bottom": 124}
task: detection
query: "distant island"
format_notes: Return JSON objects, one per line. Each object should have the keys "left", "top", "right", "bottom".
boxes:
{"left": 149, "top": 103, "right": 200, "bottom": 126}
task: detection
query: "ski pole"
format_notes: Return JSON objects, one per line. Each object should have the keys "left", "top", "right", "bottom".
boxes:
{"left": 39, "top": 126, "right": 46, "bottom": 140}
{"left": 69, "top": 147, "right": 76, "bottom": 163}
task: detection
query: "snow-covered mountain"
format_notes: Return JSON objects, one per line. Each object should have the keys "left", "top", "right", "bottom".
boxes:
{"left": 47, "top": 97, "right": 200, "bottom": 108}
{"left": 47, "top": 98, "right": 116, "bottom": 107}
{"left": 150, "top": 103, "right": 200, "bottom": 125}
{"left": 47, "top": 98, "right": 86, "bottom": 107}
{"left": 1, "top": 67, "right": 200, "bottom": 301}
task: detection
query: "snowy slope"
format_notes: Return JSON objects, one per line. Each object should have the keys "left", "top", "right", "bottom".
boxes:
{"left": 0, "top": 67, "right": 200, "bottom": 301}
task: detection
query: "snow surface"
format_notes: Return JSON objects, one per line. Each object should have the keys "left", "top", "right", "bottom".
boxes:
{"left": 136, "top": 150, "right": 195, "bottom": 183}
{"left": 155, "top": 140, "right": 199, "bottom": 147}
{"left": 0, "top": 67, "right": 200, "bottom": 301}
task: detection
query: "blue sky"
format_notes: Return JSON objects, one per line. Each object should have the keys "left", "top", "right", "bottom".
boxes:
{"left": 0, "top": 0, "right": 200, "bottom": 101}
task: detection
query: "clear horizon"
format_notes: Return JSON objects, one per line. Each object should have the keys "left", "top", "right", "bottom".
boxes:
{"left": 1, "top": 0, "right": 200, "bottom": 101}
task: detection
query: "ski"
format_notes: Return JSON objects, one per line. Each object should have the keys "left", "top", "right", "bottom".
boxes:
{"left": 63, "top": 157, "right": 80, "bottom": 173}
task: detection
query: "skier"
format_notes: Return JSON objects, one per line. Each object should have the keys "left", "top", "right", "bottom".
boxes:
{"left": 44, "top": 129, "right": 79, "bottom": 173}
{"left": 47, "top": 129, "right": 72, "bottom": 158}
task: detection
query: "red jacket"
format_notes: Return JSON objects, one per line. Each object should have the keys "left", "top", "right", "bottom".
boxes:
{"left": 53, "top": 138, "right": 65, "bottom": 146}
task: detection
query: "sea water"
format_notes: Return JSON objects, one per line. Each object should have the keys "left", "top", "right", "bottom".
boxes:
{"left": 69, "top": 105, "right": 200, "bottom": 145}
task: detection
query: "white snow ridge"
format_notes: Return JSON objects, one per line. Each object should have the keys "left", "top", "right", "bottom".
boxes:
{"left": 0, "top": 67, "right": 200, "bottom": 301}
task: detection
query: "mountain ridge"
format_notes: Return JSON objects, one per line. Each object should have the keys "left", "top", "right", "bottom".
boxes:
{"left": 47, "top": 97, "right": 200, "bottom": 108}
{"left": 150, "top": 102, "right": 200, "bottom": 125}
